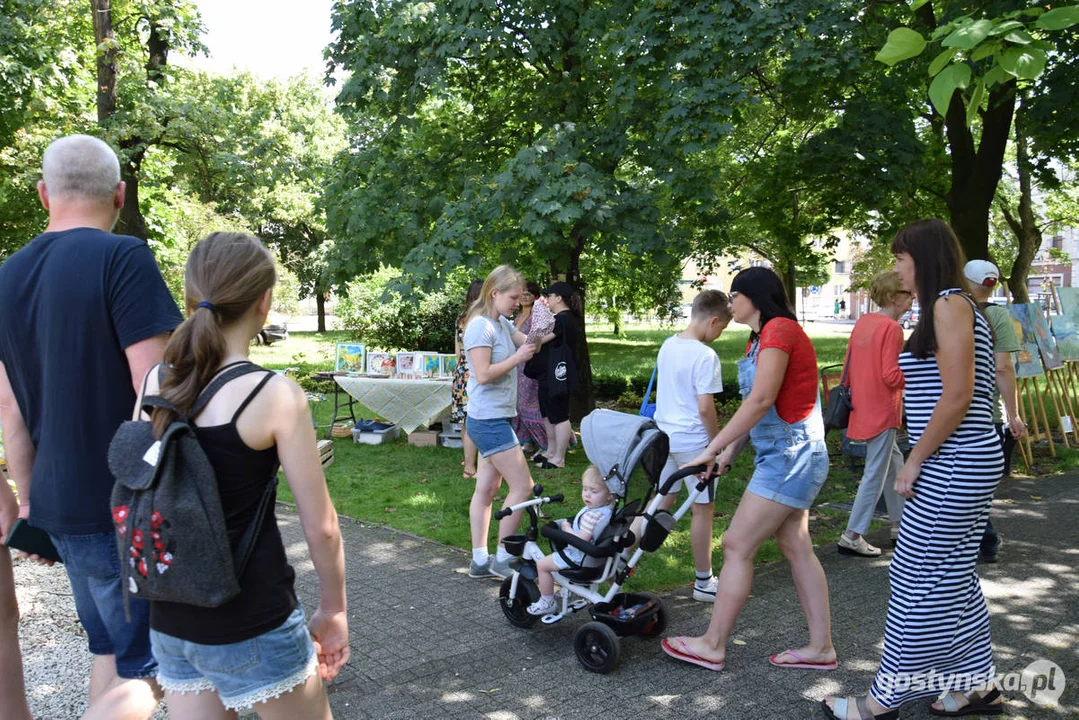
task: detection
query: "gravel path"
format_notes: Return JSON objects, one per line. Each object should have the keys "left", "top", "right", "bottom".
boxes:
{"left": 11, "top": 553, "right": 169, "bottom": 719}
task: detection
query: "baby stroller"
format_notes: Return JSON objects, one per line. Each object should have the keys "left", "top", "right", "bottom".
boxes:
{"left": 496, "top": 409, "right": 710, "bottom": 673}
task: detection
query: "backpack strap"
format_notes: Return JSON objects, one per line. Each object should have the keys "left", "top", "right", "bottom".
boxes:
{"left": 232, "top": 471, "right": 279, "bottom": 576}
{"left": 641, "top": 363, "right": 658, "bottom": 411}
{"left": 139, "top": 361, "right": 260, "bottom": 420}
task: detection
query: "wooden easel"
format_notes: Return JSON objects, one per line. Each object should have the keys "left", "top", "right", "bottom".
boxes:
{"left": 1043, "top": 367, "right": 1077, "bottom": 445}
{"left": 1018, "top": 375, "right": 1055, "bottom": 457}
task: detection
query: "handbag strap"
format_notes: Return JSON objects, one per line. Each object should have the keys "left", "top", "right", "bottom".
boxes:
{"left": 641, "top": 364, "right": 658, "bottom": 412}
{"left": 839, "top": 342, "right": 852, "bottom": 387}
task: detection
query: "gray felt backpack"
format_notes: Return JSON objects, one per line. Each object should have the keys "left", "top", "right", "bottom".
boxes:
{"left": 108, "top": 362, "right": 277, "bottom": 610}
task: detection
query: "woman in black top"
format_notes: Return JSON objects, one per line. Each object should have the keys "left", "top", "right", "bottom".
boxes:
{"left": 135, "top": 233, "right": 348, "bottom": 719}
{"left": 532, "top": 281, "right": 580, "bottom": 469}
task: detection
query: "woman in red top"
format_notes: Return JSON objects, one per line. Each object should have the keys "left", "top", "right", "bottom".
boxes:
{"left": 838, "top": 272, "right": 912, "bottom": 557}
{"left": 661, "top": 267, "right": 835, "bottom": 673}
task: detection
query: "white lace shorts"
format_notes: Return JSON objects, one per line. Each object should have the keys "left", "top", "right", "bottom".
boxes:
{"left": 150, "top": 605, "right": 317, "bottom": 710}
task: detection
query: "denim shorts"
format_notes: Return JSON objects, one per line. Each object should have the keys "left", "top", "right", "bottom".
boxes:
{"left": 746, "top": 436, "right": 830, "bottom": 510}
{"left": 466, "top": 416, "right": 520, "bottom": 458}
{"left": 49, "top": 530, "right": 157, "bottom": 679}
{"left": 151, "top": 604, "right": 317, "bottom": 711}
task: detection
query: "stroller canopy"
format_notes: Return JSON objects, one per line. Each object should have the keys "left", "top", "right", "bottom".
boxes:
{"left": 581, "top": 409, "right": 669, "bottom": 497}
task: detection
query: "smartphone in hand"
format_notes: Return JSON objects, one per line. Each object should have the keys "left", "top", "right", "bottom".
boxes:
{"left": 4, "top": 518, "right": 62, "bottom": 563}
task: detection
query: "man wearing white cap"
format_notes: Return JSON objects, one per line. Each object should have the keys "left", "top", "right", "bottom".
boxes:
{"left": 964, "top": 259, "right": 1025, "bottom": 563}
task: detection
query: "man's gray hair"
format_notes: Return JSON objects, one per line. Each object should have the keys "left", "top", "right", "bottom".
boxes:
{"left": 41, "top": 134, "right": 121, "bottom": 204}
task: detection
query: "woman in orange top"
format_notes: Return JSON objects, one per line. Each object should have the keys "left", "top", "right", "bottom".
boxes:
{"left": 837, "top": 271, "right": 912, "bottom": 557}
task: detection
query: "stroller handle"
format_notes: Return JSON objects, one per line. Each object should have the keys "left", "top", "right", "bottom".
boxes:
{"left": 658, "top": 464, "right": 710, "bottom": 496}
{"left": 494, "top": 493, "right": 565, "bottom": 520}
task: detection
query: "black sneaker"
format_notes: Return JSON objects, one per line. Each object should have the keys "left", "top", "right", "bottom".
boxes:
{"left": 979, "top": 537, "right": 1002, "bottom": 564}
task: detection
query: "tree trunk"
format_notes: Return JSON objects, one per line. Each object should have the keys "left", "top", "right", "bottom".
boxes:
{"left": 316, "top": 288, "right": 327, "bottom": 333}
{"left": 559, "top": 227, "right": 595, "bottom": 424}
{"left": 116, "top": 145, "right": 147, "bottom": 239}
{"left": 944, "top": 81, "right": 1016, "bottom": 261}
{"left": 90, "top": 3, "right": 169, "bottom": 240}
{"left": 90, "top": 0, "right": 117, "bottom": 123}
{"left": 1000, "top": 118, "right": 1040, "bottom": 305}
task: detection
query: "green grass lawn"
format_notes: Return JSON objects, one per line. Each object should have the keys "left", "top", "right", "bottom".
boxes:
{"left": 253, "top": 322, "right": 1076, "bottom": 593}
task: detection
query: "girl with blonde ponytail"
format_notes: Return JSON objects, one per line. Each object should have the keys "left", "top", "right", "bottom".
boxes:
{"left": 135, "top": 233, "right": 349, "bottom": 719}
{"left": 462, "top": 265, "right": 539, "bottom": 579}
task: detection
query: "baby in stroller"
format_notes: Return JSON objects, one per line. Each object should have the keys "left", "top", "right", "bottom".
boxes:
{"left": 527, "top": 466, "right": 616, "bottom": 615}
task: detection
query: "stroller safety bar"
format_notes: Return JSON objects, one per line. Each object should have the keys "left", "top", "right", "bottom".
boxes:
{"left": 495, "top": 493, "right": 564, "bottom": 520}
{"left": 540, "top": 522, "right": 626, "bottom": 558}
{"left": 658, "top": 464, "right": 710, "bottom": 496}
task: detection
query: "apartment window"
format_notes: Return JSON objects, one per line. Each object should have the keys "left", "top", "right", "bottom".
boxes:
{"left": 1053, "top": 235, "right": 1064, "bottom": 250}
{"left": 834, "top": 260, "right": 848, "bottom": 274}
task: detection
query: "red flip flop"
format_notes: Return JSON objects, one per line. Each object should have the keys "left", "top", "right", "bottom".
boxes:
{"left": 768, "top": 649, "right": 838, "bottom": 670}
{"left": 661, "top": 636, "right": 724, "bottom": 672}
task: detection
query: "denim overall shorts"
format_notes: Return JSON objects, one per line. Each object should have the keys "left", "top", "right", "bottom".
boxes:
{"left": 739, "top": 340, "right": 829, "bottom": 510}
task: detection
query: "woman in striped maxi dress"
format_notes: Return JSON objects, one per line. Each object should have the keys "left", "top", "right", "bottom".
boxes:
{"left": 824, "top": 219, "right": 1005, "bottom": 720}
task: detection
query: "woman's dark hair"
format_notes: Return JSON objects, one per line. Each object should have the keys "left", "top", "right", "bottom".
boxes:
{"left": 457, "top": 279, "right": 484, "bottom": 324}
{"left": 151, "top": 232, "right": 276, "bottom": 438}
{"left": 729, "top": 266, "right": 797, "bottom": 340}
{"left": 891, "top": 218, "right": 970, "bottom": 359}
{"left": 525, "top": 280, "right": 541, "bottom": 297}
{"left": 565, "top": 289, "right": 583, "bottom": 317}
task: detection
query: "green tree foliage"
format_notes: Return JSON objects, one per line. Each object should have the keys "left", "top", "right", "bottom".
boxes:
{"left": 324, "top": 0, "right": 894, "bottom": 411}
{"left": 874, "top": 0, "right": 1079, "bottom": 263}
{"left": 336, "top": 267, "right": 469, "bottom": 353}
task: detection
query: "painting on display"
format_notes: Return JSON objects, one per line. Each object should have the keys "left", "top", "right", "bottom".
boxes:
{"left": 1008, "top": 305, "right": 1045, "bottom": 377}
{"left": 366, "top": 351, "right": 394, "bottom": 375}
{"left": 1028, "top": 303, "right": 1063, "bottom": 369}
{"left": 440, "top": 354, "right": 458, "bottom": 377}
{"left": 1057, "top": 286, "right": 1079, "bottom": 322}
{"left": 396, "top": 352, "right": 417, "bottom": 376}
{"left": 335, "top": 343, "right": 365, "bottom": 373}
{"left": 1050, "top": 315, "right": 1079, "bottom": 362}
{"left": 422, "top": 353, "right": 441, "bottom": 377}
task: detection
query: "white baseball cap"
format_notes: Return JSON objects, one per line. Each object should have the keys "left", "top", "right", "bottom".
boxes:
{"left": 964, "top": 259, "right": 999, "bottom": 288}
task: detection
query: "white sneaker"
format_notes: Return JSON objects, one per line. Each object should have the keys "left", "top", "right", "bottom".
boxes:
{"left": 526, "top": 596, "right": 558, "bottom": 615}
{"left": 693, "top": 575, "right": 718, "bottom": 603}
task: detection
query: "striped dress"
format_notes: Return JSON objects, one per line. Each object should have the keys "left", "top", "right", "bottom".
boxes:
{"left": 870, "top": 289, "right": 1004, "bottom": 708}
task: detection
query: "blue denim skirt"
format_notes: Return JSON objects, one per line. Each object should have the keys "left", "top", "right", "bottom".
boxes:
{"left": 466, "top": 416, "right": 520, "bottom": 458}
{"left": 747, "top": 435, "right": 829, "bottom": 510}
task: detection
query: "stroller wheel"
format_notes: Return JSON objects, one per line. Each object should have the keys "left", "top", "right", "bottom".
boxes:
{"left": 499, "top": 576, "right": 540, "bottom": 628}
{"left": 575, "top": 621, "right": 621, "bottom": 673}
{"left": 637, "top": 593, "right": 668, "bottom": 638}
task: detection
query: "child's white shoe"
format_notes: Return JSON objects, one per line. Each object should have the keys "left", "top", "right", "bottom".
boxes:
{"left": 526, "top": 596, "right": 558, "bottom": 616}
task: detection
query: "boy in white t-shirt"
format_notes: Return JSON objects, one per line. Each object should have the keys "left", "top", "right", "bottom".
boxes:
{"left": 654, "top": 290, "right": 730, "bottom": 601}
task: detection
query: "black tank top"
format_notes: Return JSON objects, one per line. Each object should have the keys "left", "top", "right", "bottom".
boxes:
{"left": 149, "top": 363, "right": 297, "bottom": 645}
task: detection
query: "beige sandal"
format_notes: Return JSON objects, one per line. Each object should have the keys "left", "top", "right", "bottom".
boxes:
{"left": 838, "top": 534, "right": 882, "bottom": 557}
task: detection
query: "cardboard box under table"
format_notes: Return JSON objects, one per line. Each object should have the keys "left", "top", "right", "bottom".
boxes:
{"left": 334, "top": 376, "right": 453, "bottom": 437}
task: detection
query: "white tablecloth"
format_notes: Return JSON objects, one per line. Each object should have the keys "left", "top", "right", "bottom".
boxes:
{"left": 335, "top": 377, "right": 453, "bottom": 434}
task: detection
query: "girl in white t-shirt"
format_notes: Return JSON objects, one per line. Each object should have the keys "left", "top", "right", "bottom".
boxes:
{"left": 462, "top": 265, "right": 538, "bottom": 580}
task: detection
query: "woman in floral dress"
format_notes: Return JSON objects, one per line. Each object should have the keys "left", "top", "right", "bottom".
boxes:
{"left": 453, "top": 280, "right": 483, "bottom": 478}
{"left": 511, "top": 281, "right": 547, "bottom": 455}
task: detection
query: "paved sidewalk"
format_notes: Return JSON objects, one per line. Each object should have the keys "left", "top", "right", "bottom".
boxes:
{"left": 14, "top": 472, "right": 1078, "bottom": 718}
